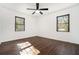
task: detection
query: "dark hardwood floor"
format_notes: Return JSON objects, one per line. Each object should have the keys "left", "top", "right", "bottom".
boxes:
{"left": 0, "top": 36, "right": 79, "bottom": 55}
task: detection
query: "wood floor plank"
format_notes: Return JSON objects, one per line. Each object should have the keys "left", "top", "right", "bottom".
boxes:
{"left": 0, "top": 36, "right": 79, "bottom": 55}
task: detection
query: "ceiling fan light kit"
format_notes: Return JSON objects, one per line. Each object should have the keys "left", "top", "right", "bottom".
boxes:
{"left": 27, "top": 3, "right": 48, "bottom": 15}
{"left": 35, "top": 10, "right": 40, "bottom": 13}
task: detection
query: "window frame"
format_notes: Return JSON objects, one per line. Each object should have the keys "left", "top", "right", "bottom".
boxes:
{"left": 56, "top": 14, "right": 70, "bottom": 32}
{"left": 15, "top": 16, "right": 25, "bottom": 31}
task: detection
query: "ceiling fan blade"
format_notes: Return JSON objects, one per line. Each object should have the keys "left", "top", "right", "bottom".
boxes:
{"left": 27, "top": 8, "right": 36, "bottom": 10}
{"left": 39, "top": 8, "right": 48, "bottom": 10}
{"left": 39, "top": 11, "right": 43, "bottom": 15}
{"left": 32, "top": 11, "right": 35, "bottom": 14}
{"left": 36, "top": 3, "right": 39, "bottom": 10}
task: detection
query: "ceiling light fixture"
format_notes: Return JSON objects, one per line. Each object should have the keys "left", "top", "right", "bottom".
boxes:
{"left": 35, "top": 10, "right": 40, "bottom": 13}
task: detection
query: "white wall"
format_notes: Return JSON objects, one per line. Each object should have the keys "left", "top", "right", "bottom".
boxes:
{"left": 38, "top": 4, "right": 79, "bottom": 44}
{"left": 0, "top": 13, "right": 3, "bottom": 44}
{"left": 0, "top": 5, "right": 37, "bottom": 42}
{"left": 0, "top": 4, "right": 79, "bottom": 44}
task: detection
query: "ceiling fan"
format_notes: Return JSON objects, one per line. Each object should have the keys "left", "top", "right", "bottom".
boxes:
{"left": 27, "top": 3, "right": 48, "bottom": 15}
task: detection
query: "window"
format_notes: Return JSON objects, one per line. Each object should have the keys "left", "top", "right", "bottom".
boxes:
{"left": 57, "top": 14, "right": 70, "bottom": 32}
{"left": 15, "top": 16, "right": 25, "bottom": 31}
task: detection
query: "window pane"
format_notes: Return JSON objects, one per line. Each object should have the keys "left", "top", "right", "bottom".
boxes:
{"left": 58, "top": 23, "right": 68, "bottom": 31}
{"left": 16, "top": 18, "right": 24, "bottom": 25}
{"left": 16, "top": 25, "right": 25, "bottom": 31}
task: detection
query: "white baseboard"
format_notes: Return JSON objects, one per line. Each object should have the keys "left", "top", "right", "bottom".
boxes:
{"left": 37, "top": 35, "right": 79, "bottom": 45}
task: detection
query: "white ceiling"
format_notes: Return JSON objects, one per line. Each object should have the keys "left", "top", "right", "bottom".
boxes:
{"left": 0, "top": 3, "right": 78, "bottom": 16}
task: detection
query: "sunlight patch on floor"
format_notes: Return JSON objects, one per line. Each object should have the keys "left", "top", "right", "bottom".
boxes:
{"left": 17, "top": 42, "right": 40, "bottom": 55}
